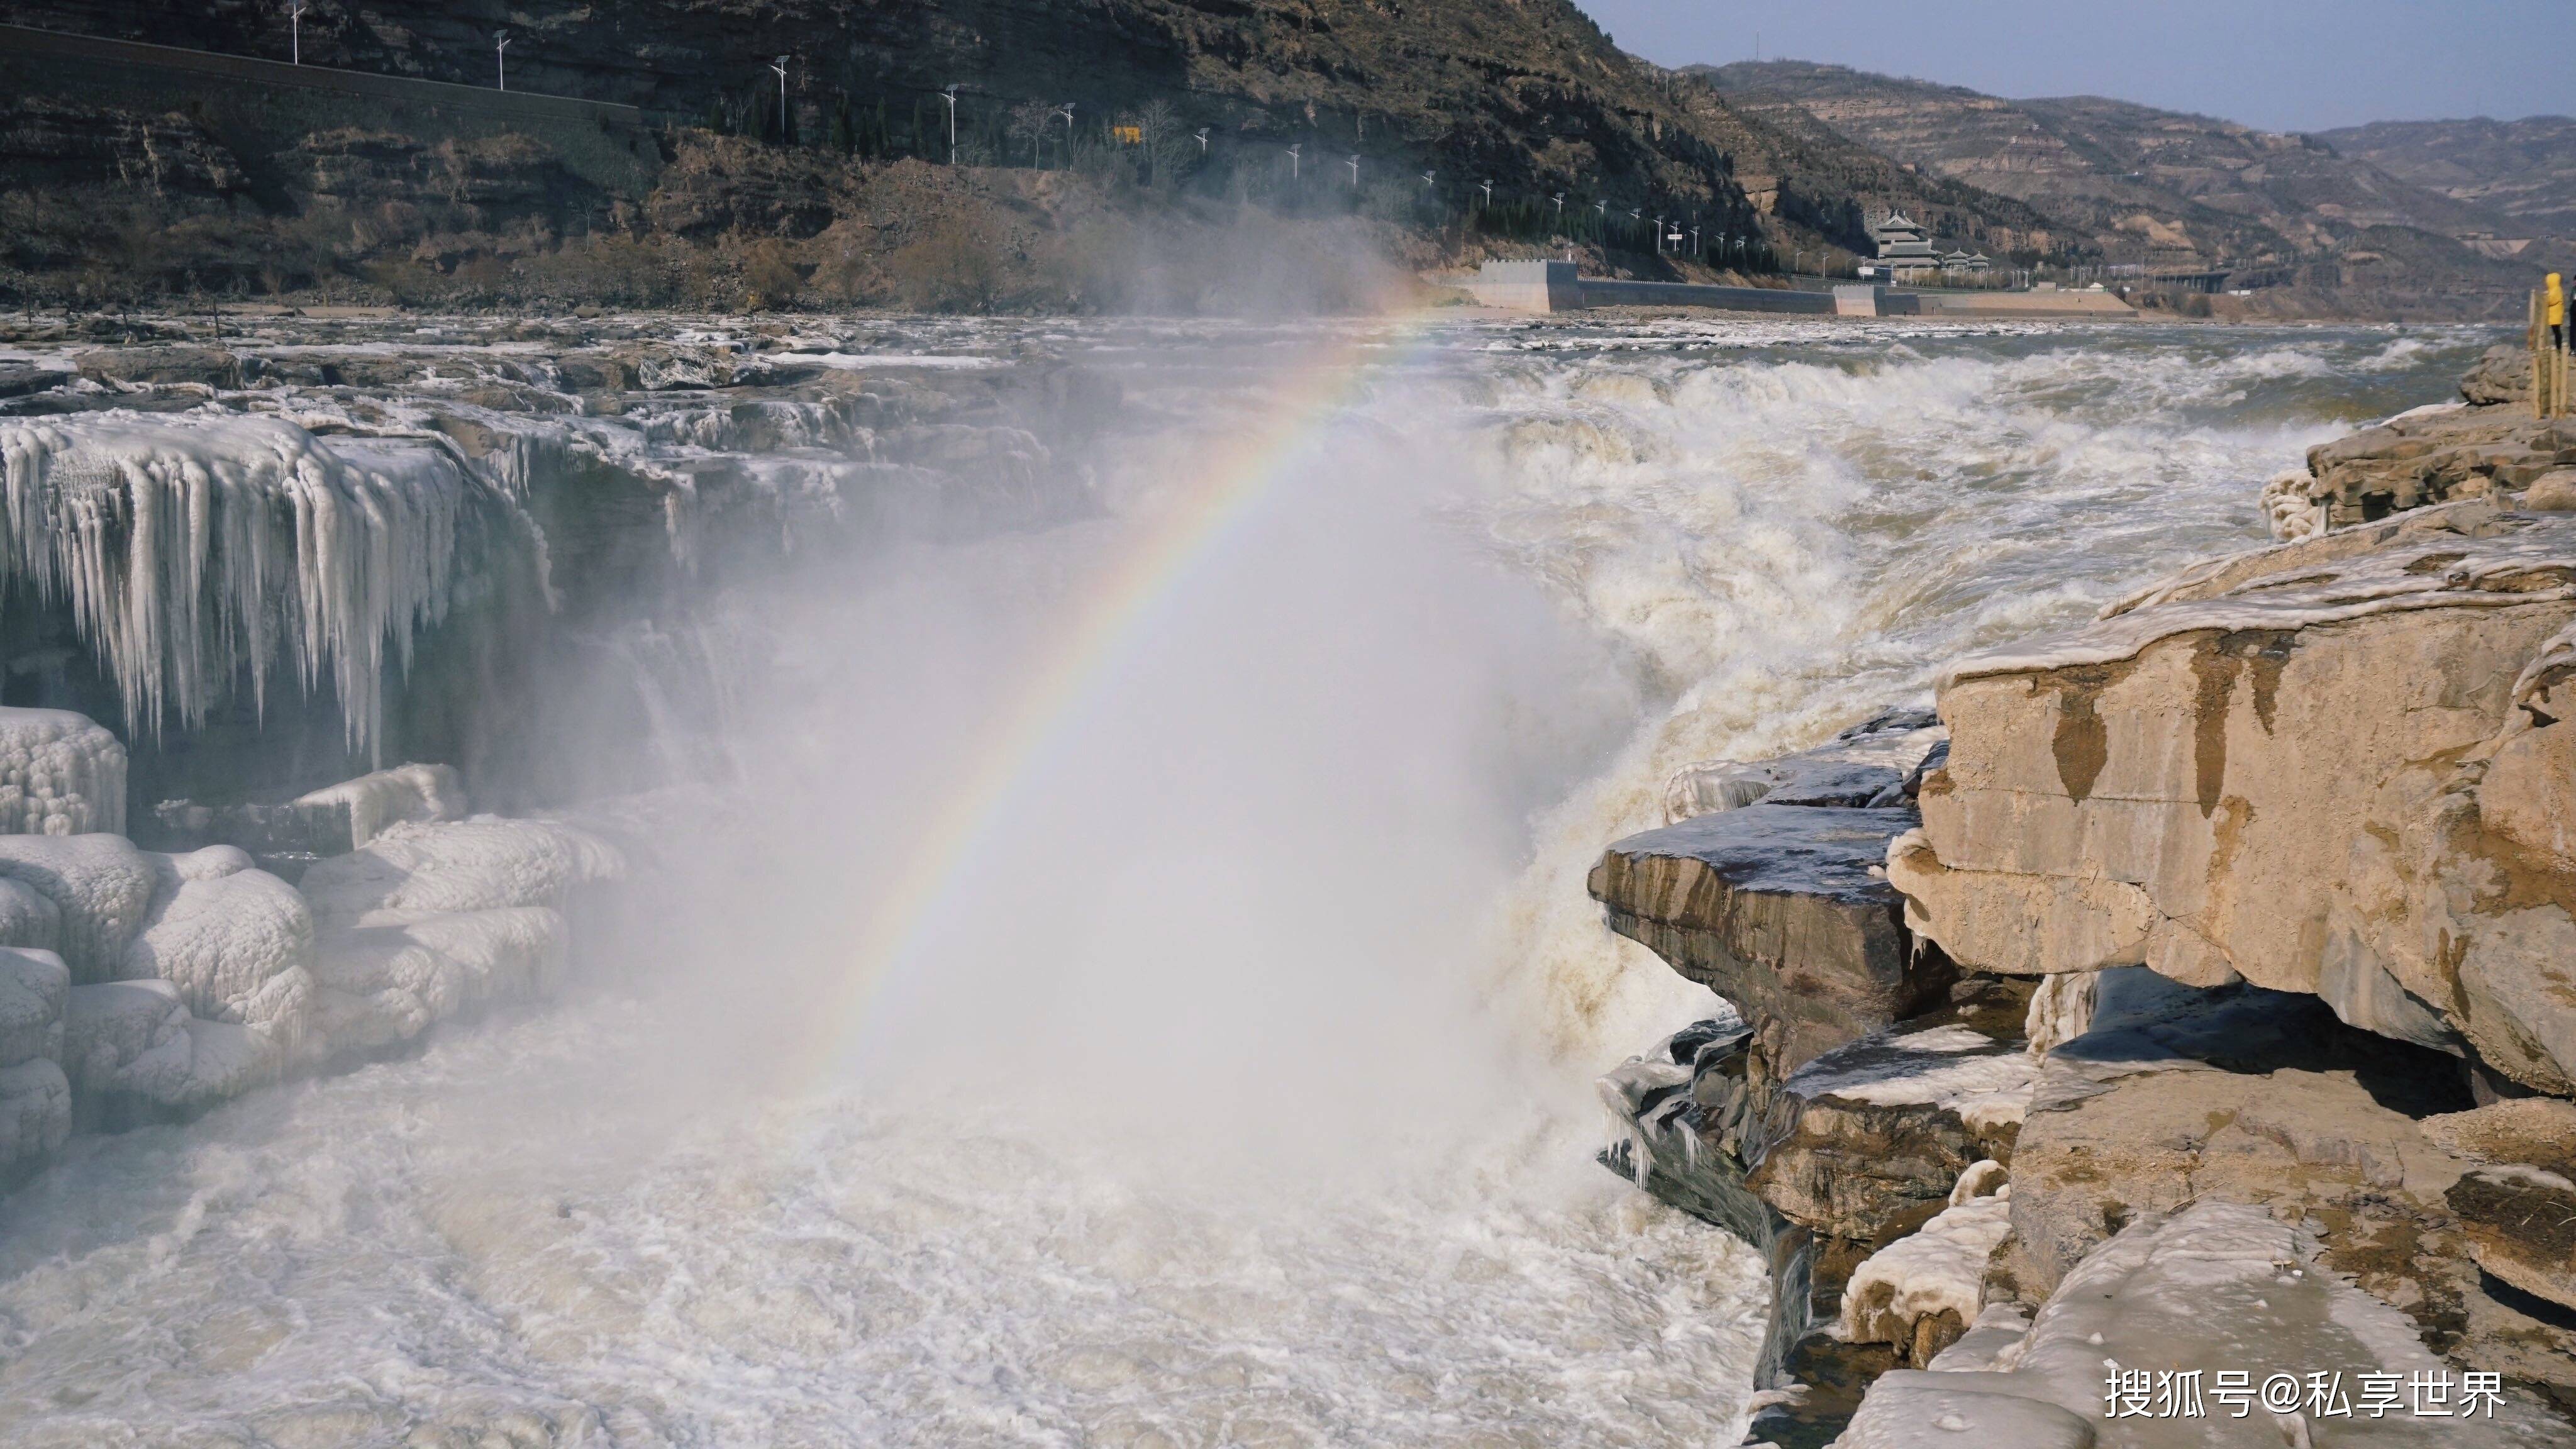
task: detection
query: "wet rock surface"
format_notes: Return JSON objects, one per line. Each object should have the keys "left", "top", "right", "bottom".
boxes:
{"left": 1593, "top": 803, "right": 1950, "bottom": 1074}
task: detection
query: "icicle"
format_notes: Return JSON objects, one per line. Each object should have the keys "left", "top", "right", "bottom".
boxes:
{"left": 0, "top": 414, "right": 516, "bottom": 764}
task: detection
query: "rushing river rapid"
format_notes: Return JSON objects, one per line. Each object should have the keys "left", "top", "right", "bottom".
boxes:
{"left": 0, "top": 317, "right": 2499, "bottom": 1447}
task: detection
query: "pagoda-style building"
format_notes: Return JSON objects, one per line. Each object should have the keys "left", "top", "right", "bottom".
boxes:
{"left": 1870, "top": 213, "right": 1943, "bottom": 277}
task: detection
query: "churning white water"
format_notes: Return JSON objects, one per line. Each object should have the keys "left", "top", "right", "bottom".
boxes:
{"left": 0, "top": 317, "right": 2494, "bottom": 1447}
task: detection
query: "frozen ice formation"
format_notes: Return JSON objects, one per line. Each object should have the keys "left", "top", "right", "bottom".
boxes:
{"left": 0, "top": 413, "right": 505, "bottom": 755}
{"left": 120, "top": 846, "right": 316, "bottom": 1035}
{"left": 0, "top": 947, "right": 70, "bottom": 1184}
{"left": 301, "top": 818, "right": 624, "bottom": 1054}
{"left": 0, "top": 708, "right": 126, "bottom": 836}
{"left": 292, "top": 761, "right": 467, "bottom": 847}
{"left": 62, "top": 979, "right": 272, "bottom": 1118}
{"left": 0, "top": 833, "right": 158, "bottom": 981}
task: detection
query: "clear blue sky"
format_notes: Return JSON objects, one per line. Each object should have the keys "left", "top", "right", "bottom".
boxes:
{"left": 1579, "top": 0, "right": 2572, "bottom": 132}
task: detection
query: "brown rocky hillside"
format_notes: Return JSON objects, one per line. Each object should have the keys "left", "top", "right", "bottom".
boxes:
{"left": 2316, "top": 115, "right": 2576, "bottom": 241}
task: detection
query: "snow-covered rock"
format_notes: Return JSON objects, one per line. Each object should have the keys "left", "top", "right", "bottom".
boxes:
{"left": 0, "top": 707, "right": 126, "bottom": 836}
{"left": 1839, "top": 1166, "right": 2014, "bottom": 1364}
{"left": 291, "top": 762, "right": 467, "bottom": 847}
{"left": 119, "top": 846, "right": 315, "bottom": 1035}
{"left": 1838, "top": 1201, "right": 2571, "bottom": 1446}
{"left": 0, "top": 833, "right": 158, "bottom": 980}
{"left": 301, "top": 818, "right": 623, "bottom": 1056}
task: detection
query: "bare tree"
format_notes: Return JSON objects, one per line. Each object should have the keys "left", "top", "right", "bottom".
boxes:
{"left": 1137, "top": 99, "right": 1182, "bottom": 188}
{"left": 1007, "top": 99, "right": 1055, "bottom": 168}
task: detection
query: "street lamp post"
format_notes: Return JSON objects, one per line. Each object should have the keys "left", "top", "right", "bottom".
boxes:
{"left": 941, "top": 85, "right": 958, "bottom": 164}
{"left": 493, "top": 31, "right": 509, "bottom": 91}
{"left": 1420, "top": 169, "right": 1434, "bottom": 191}
{"left": 1346, "top": 153, "right": 1359, "bottom": 187}
{"left": 1653, "top": 214, "right": 1665, "bottom": 255}
{"left": 289, "top": 1, "right": 306, "bottom": 65}
{"left": 1479, "top": 179, "right": 1493, "bottom": 208}
{"left": 772, "top": 56, "right": 791, "bottom": 144}
{"left": 1287, "top": 142, "right": 1301, "bottom": 180}
{"left": 1195, "top": 127, "right": 1210, "bottom": 154}
{"left": 1552, "top": 192, "right": 1565, "bottom": 226}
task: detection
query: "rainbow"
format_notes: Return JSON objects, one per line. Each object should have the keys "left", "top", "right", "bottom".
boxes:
{"left": 797, "top": 314, "right": 1439, "bottom": 1085}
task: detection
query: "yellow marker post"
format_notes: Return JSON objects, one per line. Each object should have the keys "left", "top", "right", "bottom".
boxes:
{"left": 2555, "top": 275, "right": 2570, "bottom": 418}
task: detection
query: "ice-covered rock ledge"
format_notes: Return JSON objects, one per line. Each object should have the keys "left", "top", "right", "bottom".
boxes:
{"left": 0, "top": 714, "right": 621, "bottom": 1182}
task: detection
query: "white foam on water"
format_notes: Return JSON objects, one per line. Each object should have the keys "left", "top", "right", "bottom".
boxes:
{"left": 0, "top": 316, "right": 2498, "bottom": 1446}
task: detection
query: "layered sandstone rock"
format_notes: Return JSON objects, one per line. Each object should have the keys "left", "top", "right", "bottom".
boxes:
{"left": 2421, "top": 1098, "right": 2576, "bottom": 1317}
{"left": 2258, "top": 371, "right": 2576, "bottom": 540}
{"left": 1594, "top": 804, "right": 1951, "bottom": 1073}
{"left": 1889, "top": 504, "right": 2576, "bottom": 1094}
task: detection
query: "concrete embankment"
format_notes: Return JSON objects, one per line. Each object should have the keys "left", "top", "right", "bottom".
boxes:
{"left": 1468, "top": 260, "right": 2135, "bottom": 318}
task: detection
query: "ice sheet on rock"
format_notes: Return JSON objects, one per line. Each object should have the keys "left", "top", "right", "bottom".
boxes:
{"left": 0, "top": 834, "right": 157, "bottom": 982}
{"left": 1831, "top": 1374, "right": 2096, "bottom": 1448}
{"left": 1862, "top": 1201, "right": 2570, "bottom": 1445}
{"left": 1840, "top": 1175, "right": 2014, "bottom": 1349}
{"left": 1925, "top": 1303, "right": 2033, "bottom": 1374}
{"left": 0, "top": 413, "right": 507, "bottom": 754}
{"left": 1665, "top": 709, "right": 1943, "bottom": 823}
{"left": 292, "top": 762, "right": 466, "bottom": 847}
{"left": 120, "top": 847, "right": 315, "bottom": 1033}
{"left": 2023, "top": 974, "right": 2099, "bottom": 1057}
{"left": 1941, "top": 511, "right": 2576, "bottom": 689}
{"left": 1597, "top": 1014, "right": 1749, "bottom": 1183}
{"left": 1783, "top": 1024, "right": 2040, "bottom": 1133}
{"left": 0, "top": 708, "right": 125, "bottom": 836}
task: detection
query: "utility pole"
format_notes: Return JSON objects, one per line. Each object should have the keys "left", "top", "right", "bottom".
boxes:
{"left": 941, "top": 86, "right": 959, "bottom": 165}
{"left": 289, "top": 1, "right": 306, "bottom": 65}
{"left": 772, "top": 56, "right": 791, "bottom": 145}
{"left": 493, "top": 31, "right": 509, "bottom": 91}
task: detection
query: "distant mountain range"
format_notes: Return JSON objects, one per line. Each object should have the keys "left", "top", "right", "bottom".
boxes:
{"left": 1696, "top": 60, "right": 2573, "bottom": 316}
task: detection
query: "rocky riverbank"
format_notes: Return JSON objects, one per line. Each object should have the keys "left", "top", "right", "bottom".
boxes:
{"left": 1592, "top": 347, "right": 2576, "bottom": 1445}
